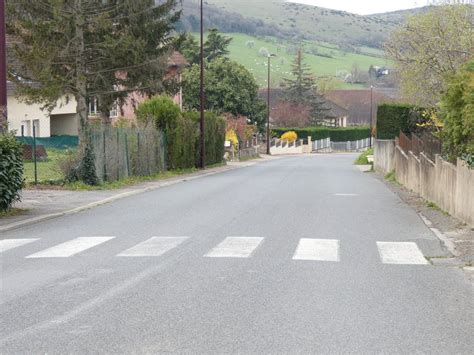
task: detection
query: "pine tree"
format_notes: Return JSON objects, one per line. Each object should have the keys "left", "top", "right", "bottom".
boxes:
{"left": 204, "top": 29, "right": 232, "bottom": 61}
{"left": 283, "top": 48, "right": 331, "bottom": 124}
{"left": 7, "top": 0, "right": 181, "bottom": 182}
{"left": 180, "top": 29, "right": 232, "bottom": 65}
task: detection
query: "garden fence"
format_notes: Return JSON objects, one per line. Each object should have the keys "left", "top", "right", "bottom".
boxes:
{"left": 90, "top": 126, "right": 166, "bottom": 183}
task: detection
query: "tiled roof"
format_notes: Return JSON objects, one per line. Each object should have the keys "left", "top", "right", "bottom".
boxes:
{"left": 325, "top": 89, "right": 395, "bottom": 125}
{"left": 167, "top": 51, "right": 189, "bottom": 68}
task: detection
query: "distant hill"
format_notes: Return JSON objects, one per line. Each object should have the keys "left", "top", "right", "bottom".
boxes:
{"left": 178, "top": 0, "right": 430, "bottom": 49}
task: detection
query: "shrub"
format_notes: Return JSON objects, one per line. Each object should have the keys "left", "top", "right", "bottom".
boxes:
{"left": 184, "top": 111, "right": 226, "bottom": 166}
{"left": 136, "top": 95, "right": 181, "bottom": 131}
{"left": 281, "top": 131, "right": 298, "bottom": 142}
{"left": 0, "top": 133, "right": 24, "bottom": 211}
{"left": 440, "top": 61, "right": 474, "bottom": 166}
{"left": 375, "top": 104, "right": 430, "bottom": 139}
{"left": 136, "top": 96, "right": 183, "bottom": 168}
{"left": 226, "top": 129, "right": 239, "bottom": 150}
{"left": 78, "top": 143, "right": 99, "bottom": 185}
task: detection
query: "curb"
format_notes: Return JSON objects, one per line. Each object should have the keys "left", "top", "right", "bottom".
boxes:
{"left": 0, "top": 160, "right": 264, "bottom": 233}
{"left": 418, "top": 212, "right": 460, "bottom": 257}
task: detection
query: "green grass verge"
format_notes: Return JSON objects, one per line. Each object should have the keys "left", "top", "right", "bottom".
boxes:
{"left": 354, "top": 148, "right": 373, "bottom": 165}
{"left": 0, "top": 208, "right": 29, "bottom": 218}
{"left": 384, "top": 170, "right": 397, "bottom": 183}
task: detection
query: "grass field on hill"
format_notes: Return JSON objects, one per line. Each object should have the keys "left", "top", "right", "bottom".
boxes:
{"left": 194, "top": 32, "right": 389, "bottom": 89}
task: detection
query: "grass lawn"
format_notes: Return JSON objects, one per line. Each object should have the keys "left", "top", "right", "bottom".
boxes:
{"left": 23, "top": 149, "right": 70, "bottom": 184}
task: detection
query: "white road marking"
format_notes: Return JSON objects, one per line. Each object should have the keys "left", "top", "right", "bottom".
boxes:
{"left": 0, "top": 239, "right": 39, "bottom": 253}
{"left": 334, "top": 193, "right": 358, "bottom": 197}
{"left": 26, "top": 237, "right": 115, "bottom": 258}
{"left": 377, "top": 242, "right": 428, "bottom": 265}
{"left": 293, "top": 238, "right": 340, "bottom": 262}
{"left": 205, "top": 237, "right": 264, "bottom": 258}
{"left": 117, "top": 237, "right": 188, "bottom": 257}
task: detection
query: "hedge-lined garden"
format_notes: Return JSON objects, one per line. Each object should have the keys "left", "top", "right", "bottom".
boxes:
{"left": 272, "top": 126, "right": 371, "bottom": 142}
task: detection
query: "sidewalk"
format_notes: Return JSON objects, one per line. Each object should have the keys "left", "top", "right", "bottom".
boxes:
{"left": 0, "top": 156, "right": 280, "bottom": 232}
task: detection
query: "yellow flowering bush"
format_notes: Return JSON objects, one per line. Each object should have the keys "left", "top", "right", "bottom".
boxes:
{"left": 281, "top": 131, "right": 298, "bottom": 142}
{"left": 226, "top": 129, "right": 239, "bottom": 149}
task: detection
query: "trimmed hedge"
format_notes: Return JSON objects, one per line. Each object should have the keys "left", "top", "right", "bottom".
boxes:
{"left": 0, "top": 132, "right": 24, "bottom": 211}
{"left": 137, "top": 97, "right": 226, "bottom": 170}
{"left": 272, "top": 126, "right": 370, "bottom": 142}
{"left": 183, "top": 111, "right": 226, "bottom": 167}
{"left": 376, "top": 104, "right": 416, "bottom": 139}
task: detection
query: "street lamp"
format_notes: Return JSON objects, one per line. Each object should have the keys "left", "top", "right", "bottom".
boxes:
{"left": 266, "top": 54, "right": 276, "bottom": 155}
{"left": 199, "top": 0, "right": 205, "bottom": 168}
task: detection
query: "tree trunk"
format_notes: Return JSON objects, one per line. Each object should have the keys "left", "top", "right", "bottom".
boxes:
{"left": 74, "top": 0, "right": 89, "bottom": 146}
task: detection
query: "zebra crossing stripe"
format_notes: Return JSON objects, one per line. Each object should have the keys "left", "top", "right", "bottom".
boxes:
{"left": 0, "top": 239, "right": 39, "bottom": 253}
{"left": 377, "top": 242, "right": 428, "bottom": 265}
{"left": 26, "top": 237, "right": 115, "bottom": 258}
{"left": 205, "top": 237, "right": 264, "bottom": 258}
{"left": 117, "top": 237, "right": 189, "bottom": 257}
{"left": 293, "top": 238, "right": 340, "bottom": 262}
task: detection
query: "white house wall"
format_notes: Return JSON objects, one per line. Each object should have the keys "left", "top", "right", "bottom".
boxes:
{"left": 7, "top": 95, "right": 78, "bottom": 138}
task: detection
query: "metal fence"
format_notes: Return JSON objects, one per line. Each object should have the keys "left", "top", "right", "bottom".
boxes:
{"left": 329, "top": 138, "right": 373, "bottom": 152}
{"left": 90, "top": 126, "right": 166, "bottom": 183}
{"left": 312, "top": 138, "right": 331, "bottom": 151}
{"left": 396, "top": 130, "right": 442, "bottom": 162}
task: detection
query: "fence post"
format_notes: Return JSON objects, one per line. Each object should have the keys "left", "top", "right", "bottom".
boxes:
{"left": 124, "top": 133, "right": 130, "bottom": 177}
{"left": 116, "top": 129, "right": 120, "bottom": 180}
{"left": 33, "top": 124, "right": 37, "bottom": 185}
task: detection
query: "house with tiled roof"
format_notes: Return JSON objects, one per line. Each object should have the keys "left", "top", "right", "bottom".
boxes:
{"left": 325, "top": 89, "right": 397, "bottom": 127}
{"left": 6, "top": 34, "right": 188, "bottom": 137}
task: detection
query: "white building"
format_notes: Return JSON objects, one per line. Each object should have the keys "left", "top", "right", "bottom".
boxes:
{"left": 7, "top": 83, "right": 79, "bottom": 138}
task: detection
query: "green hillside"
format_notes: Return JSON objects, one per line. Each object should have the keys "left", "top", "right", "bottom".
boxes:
{"left": 194, "top": 32, "right": 389, "bottom": 89}
{"left": 198, "top": 0, "right": 399, "bottom": 48}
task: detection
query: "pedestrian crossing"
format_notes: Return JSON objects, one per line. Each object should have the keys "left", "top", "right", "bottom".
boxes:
{"left": 0, "top": 236, "right": 431, "bottom": 265}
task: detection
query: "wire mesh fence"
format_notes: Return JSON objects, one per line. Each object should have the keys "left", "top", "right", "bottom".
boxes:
{"left": 90, "top": 126, "right": 166, "bottom": 183}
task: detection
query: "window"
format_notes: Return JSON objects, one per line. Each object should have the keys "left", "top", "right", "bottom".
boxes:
{"left": 89, "top": 98, "right": 99, "bottom": 116}
{"left": 88, "top": 97, "right": 119, "bottom": 118}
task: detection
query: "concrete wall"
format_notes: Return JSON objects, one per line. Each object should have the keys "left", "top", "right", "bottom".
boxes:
{"left": 374, "top": 139, "right": 474, "bottom": 227}
{"left": 374, "top": 139, "right": 395, "bottom": 174}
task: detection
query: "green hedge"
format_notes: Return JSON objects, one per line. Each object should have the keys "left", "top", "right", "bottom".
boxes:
{"left": 272, "top": 126, "right": 370, "bottom": 142}
{"left": 183, "top": 111, "right": 226, "bottom": 167}
{"left": 0, "top": 132, "right": 24, "bottom": 211}
{"left": 376, "top": 104, "right": 415, "bottom": 139}
{"left": 136, "top": 96, "right": 226, "bottom": 170}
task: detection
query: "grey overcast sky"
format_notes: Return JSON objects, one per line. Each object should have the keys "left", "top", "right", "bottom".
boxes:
{"left": 287, "top": 0, "right": 426, "bottom": 15}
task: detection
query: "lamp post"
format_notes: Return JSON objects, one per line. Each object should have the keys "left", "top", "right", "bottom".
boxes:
{"left": 199, "top": 0, "right": 205, "bottom": 168}
{"left": 266, "top": 54, "right": 276, "bottom": 155}
{"left": 0, "top": 0, "right": 7, "bottom": 134}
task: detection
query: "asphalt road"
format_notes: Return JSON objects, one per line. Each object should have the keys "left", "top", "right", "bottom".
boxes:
{"left": 1, "top": 154, "right": 473, "bottom": 354}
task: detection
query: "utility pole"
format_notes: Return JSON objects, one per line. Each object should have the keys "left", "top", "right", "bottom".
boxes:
{"left": 199, "top": 0, "right": 205, "bottom": 168}
{"left": 370, "top": 86, "right": 374, "bottom": 148}
{"left": 266, "top": 54, "right": 276, "bottom": 155}
{"left": 0, "top": 0, "right": 7, "bottom": 134}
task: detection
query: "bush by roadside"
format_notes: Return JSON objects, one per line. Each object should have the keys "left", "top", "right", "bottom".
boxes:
{"left": 0, "top": 133, "right": 24, "bottom": 211}
{"left": 354, "top": 148, "right": 374, "bottom": 165}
